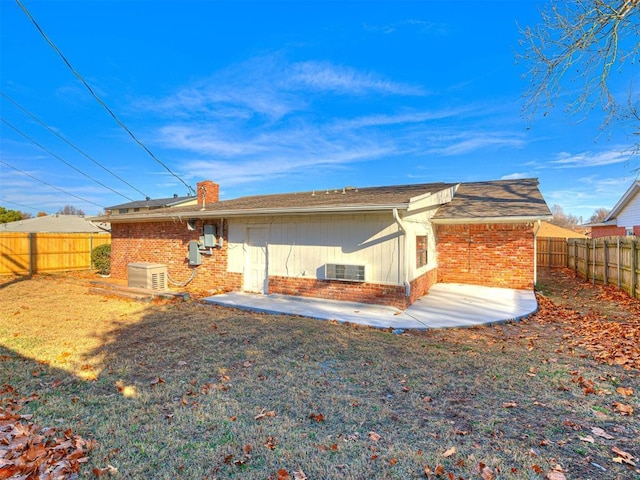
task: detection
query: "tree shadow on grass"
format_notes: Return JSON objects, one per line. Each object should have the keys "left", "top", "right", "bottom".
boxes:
{"left": 73, "top": 298, "right": 640, "bottom": 480}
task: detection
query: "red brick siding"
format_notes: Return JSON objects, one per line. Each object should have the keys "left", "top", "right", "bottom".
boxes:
{"left": 268, "top": 267, "right": 437, "bottom": 309}
{"left": 268, "top": 275, "right": 409, "bottom": 309}
{"left": 634, "top": 226, "right": 640, "bottom": 236}
{"left": 590, "top": 225, "right": 626, "bottom": 238}
{"left": 409, "top": 268, "right": 438, "bottom": 304}
{"left": 436, "top": 223, "right": 534, "bottom": 289}
{"left": 110, "top": 220, "right": 240, "bottom": 293}
{"left": 196, "top": 180, "right": 220, "bottom": 205}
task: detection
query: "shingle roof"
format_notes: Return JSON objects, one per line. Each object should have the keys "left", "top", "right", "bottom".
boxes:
{"left": 432, "top": 178, "right": 551, "bottom": 221}
{"left": 0, "top": 215, "right": 110, "bottom": 233}
{"left": 107, "top": 195, "right": 195, "bottom": 210}
{"left": 95, "top": 178, "right": 551, "bottom": 222}
{"left": 171, "top": 182, "right": 455, "bottom": 213}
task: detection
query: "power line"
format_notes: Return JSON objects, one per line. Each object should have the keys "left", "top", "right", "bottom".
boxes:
{"left": 1, "top": 91, "right": 150, "bottom": 199}
{"left": 2, "top": 118, "right": 135, "bottom": 201}
{"left": 0, "top": 198, "right": 41, "bottom": 213}
{"left": 0, "top": 159, "right": 105, "bottom": 209}
{"left": 15, "top": 0, "right": 195, "bottom": 196}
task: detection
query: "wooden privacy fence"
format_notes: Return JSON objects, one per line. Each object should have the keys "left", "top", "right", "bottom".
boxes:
{"left": 537, "top": 236, "right": 639, "bottom": 300}
{"left": 536, "top": 237, "right": 569, "bottom": 268}
{"left": 0, "top": 233, "right": 111, "bottom": 276}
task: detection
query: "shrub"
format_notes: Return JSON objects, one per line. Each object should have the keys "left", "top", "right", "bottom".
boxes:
{"left": 91, "top": 243, "right": 111, "bottom": 275}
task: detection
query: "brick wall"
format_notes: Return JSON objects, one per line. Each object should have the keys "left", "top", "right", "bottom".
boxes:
{"left": 634, "top": 226, "right": 640, "bottom": 236}
{"left": 590, "top": 225, "right": 626, "bottom": 238}
{"left": 436, "top": 223, "right": 534, "bottom": 289}
{"left": 110, "top": 220, "right": 240, "bottom": 293}
{"left": 268, "top": 275, "right": 409, "bottom": 309}
{"left": 409, "top": 268, "right": 438, "bottom": 304}
{"left": 196, "top": 180, "right": 220, "bottom": 206}
{"left": 268, "top": 267, "right": 437, "bottom": 309}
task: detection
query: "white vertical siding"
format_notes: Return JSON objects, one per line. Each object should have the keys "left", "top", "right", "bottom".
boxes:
{"left": 227, "top": 213, "right": 404, "bottom": 285}
{"left": 617, "top": 191, "right": 640, "bottom": 229}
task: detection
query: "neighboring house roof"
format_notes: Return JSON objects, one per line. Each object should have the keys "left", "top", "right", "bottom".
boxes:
{"left": 537, "top": 222, "right": 586, "bottom": 238}
{"left": 0, "top": 215, "right": 110, "bottom": 233}
{"left": 431, "top": 178, "right": 551, "bottom": 223}
{"left": 107, "top": 195, "right": 196, "bottom": 210}
{"left": 604, "top": 180, "right": 640, "bottom": 222}
{"left": 94, "top": 178, "right": 551, "bottom": 223}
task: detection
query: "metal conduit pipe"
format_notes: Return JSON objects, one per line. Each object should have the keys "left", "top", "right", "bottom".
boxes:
{"left": 392, "top": 208, "right": 411, "bottom": 297}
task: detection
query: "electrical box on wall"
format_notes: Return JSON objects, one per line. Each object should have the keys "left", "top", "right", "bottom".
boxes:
{"left": 188, "top": 240, "right": 202, "bottom": 265}
{"left": 203, "top": 224, "right": 216, "bottom": 248}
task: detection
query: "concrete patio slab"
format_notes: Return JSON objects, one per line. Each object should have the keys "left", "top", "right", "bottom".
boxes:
{"left": 203, "top": 283, "right": 538, "bottom": 330}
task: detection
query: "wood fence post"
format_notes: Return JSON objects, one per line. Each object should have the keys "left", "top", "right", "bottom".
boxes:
{"left": 547, "top": 237, "right": 551, "bottom": 267}
{"left": 603, "top": 239, "right": 608, "bottom": 286}
{"left": 617, "top": 237, "right": 621, "bottom": 288}
{"left": 574, "top": 240, "right": 578, "bottom": 274}
{"left": 592, "top": 238, "right": 597, "bottom": 285}
{"left": 631, "top": 239, "right": 637, "bottom": 299}
{"left": 28, "top": 232, "right": 34, "bottom": 276}
{"left": 89, "top": 234, "right": 93, "bottom": 271}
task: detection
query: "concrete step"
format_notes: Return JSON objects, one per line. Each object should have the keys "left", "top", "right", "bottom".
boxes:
{"left": 88, "top": 280, "right": 190, "bottom": 302}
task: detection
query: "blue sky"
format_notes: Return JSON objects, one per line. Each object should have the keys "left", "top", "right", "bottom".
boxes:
{"left": 1, "top": 0, "right": 637, "bottom": 220}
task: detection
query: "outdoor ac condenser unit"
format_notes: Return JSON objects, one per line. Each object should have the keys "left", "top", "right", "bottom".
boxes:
{"left": 127, "top": 262, "right": 168, "bottom": 290}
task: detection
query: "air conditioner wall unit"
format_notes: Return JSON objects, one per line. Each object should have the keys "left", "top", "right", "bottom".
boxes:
{"left": 325, "top": 263, "right": 365, "bottom": 282}
{"left": 127, "top": 262, "right": 168, "bottom": 290}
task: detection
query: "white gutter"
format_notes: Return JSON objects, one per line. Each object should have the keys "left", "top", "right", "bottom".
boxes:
{"left": 92, "top": 203, "right": 409, "bottom": 223}
{"left": 392, "top": 208, "right": 411, "bottom": 297}
{"left": 533, "top": 219, "right": 541, "bottom": 286}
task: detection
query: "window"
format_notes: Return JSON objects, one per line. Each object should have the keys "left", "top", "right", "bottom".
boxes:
{"left": 118, "top": 208, "right": 128, "bottom": 214}
{"left": 416, "top": 235, "right": 428, "bottom": 268}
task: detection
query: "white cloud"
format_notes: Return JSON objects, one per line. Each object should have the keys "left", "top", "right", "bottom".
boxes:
{"left": 287, "top": 61, "right": 425, "bottom": 96}
{"left": 428, "top": 133, "right": 526, "bottom": 156}
{"left": 550, "top": 148, "right": 633, "bottom": 168}
{"left": 501, "top": 172, "right": 530, "bottom": 180}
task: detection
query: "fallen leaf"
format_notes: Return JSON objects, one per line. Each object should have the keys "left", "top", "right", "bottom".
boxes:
{"left": 389, "top": 458, "right": 397, "bottom": 466}
{"left": 591, "top": 426, "right": 614, "bottom": 439}
{"left": 612, "top": 446, "right": 636, "bottom": 466}
{"left": 502, "top": 402, "right": 517, "bottom": 408}
{"left": 480, "top": 466, "right": 495, "bottom": 480}
{"left": 531, "top": 464, "right": 543, "bottom": 474}
{"left": 255, "top": 409, "right": 276, "bottom": 420}
{"left": 277, "top": 469, "right": 292, "bottom": 480}
{"left": 616, "top": 386, "right": 633, "bottom": 396}
{"left": 579, "top": 435, "right": 595, "bottom": 443}
{"left": 613, "top": 402, "right": 633, "bottom": 415}
{"left": 293, "top": 470, "right": 307, "bottom": 480}
{"left": 368, "top": 431, "right": 381, "bottom": 442}
{"left": 546, "top": 465, "right": 566, "bottom": 480}
{"left": 309, "top": 413, "right": 324, "bottom": 422}
{"left": 150, "top": 377, "right": 165, "bottom": 386}
{"left": 442, "top": 446, "right": 456, "bottom": 457}
{"left": 434, "top": 464, "right": 445, "bottom": 475}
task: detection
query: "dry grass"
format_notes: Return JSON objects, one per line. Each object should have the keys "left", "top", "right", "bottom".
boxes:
{"left": 1, "top": 270, "right": 638, "bottom": 479}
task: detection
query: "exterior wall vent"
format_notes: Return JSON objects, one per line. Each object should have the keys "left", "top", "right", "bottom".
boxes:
{"left": 127, "top": 262, "right": 168, "bottom": 290}
{"left": 325, "top": 264, "right": 365, "bottom": 282}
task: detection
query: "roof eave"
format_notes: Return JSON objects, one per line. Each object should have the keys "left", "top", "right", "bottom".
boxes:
{"left": 605, "top": 181, "right": 640, "bottom": 221}
{"left": 431, "top": 215, "right": 553, "bottom": 225}
{"left": 91, "top": 203, "right": 409, "bottom": 223}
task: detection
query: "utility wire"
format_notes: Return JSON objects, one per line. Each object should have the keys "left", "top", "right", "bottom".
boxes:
{"left": 1, "top": 91, "right": 150, "bottom": 199}
{"left": 15, "top": 0, "right": 195, "bottom": 196}
{"left": 2, "top": 118, "right": 135, "bottom": 201}
{"left": 0, "top": 159, "right": 105, "bottom": 209}
{"left": 0, "top": 198, "right": 41, "bottom": 213}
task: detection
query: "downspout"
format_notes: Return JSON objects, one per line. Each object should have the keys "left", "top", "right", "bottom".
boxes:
{"left": 533, "top": 219, "right": 541, "bottom": 287}
{"left": 392, "top": 208, "right": 411, "bottom": 297}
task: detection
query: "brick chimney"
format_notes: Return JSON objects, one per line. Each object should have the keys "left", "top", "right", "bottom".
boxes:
{"left": 196, "top": 180, "right": 219, "bottom": 206}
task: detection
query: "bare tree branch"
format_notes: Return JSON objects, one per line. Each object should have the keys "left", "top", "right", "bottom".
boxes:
{"left": 518, "top": 0, "right": 640, "bottom": 136}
